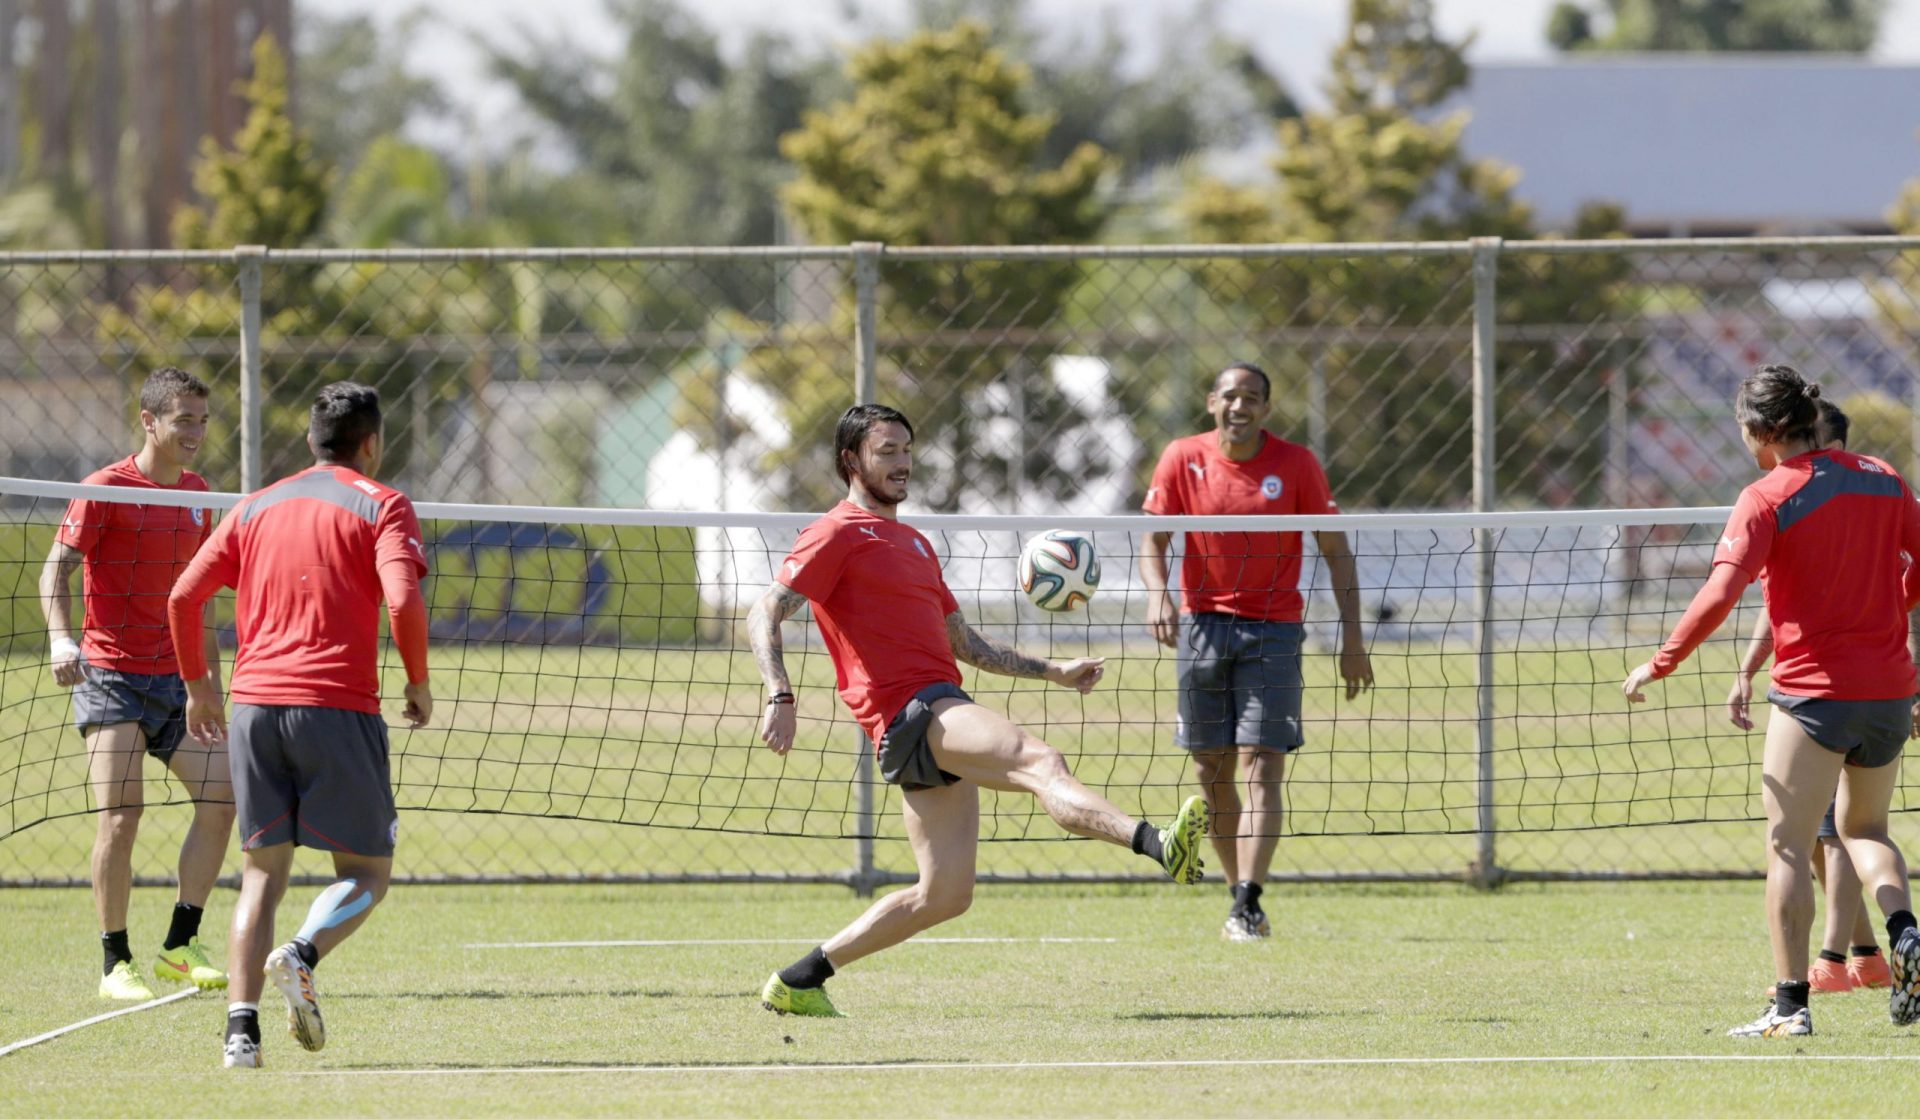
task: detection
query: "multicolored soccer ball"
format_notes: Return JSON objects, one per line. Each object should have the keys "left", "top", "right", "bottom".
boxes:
{"left": 1018, "top": 530, "right": 1100, "bottom": 612}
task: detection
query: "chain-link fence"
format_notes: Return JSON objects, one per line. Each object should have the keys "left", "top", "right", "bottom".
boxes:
{"left": 3, "top": 236, "right": 1919, "bottom": 888}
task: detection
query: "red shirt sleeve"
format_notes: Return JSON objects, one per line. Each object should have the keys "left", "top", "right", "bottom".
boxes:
{"left": 55, "top": 496, "right": 106, "bottom": 555}
{"left": 1294, "top": 449, "right": 1339, "bottom": 514}
{"left": 167, "top": 518, "right": 242, "bottom": 682}
{"left": 1713, "top": 486, "right": 1774, "bottom": 581}
{"left": 374, "top": 495, "right": 430, "bottom": 685}
{"left": 1142, "top": 443, "right": 1185, "bottom": 516}
{"left": 375, "top": 496, "right": 430, "bottom": 580}
{"left": 1649, "top": 563, "right": 1752, "bottom": 679}
{"left": 778, "top": 520, "right": 852, "bottom": 603}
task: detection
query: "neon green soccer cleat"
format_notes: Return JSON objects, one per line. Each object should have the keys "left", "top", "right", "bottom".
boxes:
{"left": 760, "top": 973, "right": 846, "bottom": 1018}
{"left": 99, "top": 959, "right": 157, "bottom": 1001}
{"left": 155, "top": 938, "right": 228, "bottom": 991}
{"left": 1159, "top": 795, "right": 1209, "bottom": 885}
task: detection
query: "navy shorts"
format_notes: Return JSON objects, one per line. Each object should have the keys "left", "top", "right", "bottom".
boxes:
{"left": 1768, "top": 688, "right": 1911, "bottom": 770}
{"left": 230, "top": 704, "right": 397, "bottom": 856}
{"left": 1818, "top": 801, "right": 1839, "bottom": 841}
{"left": 877, "top": 683, "right": 971, "bottom": 791}
{"left": 72, "top": 662, "right": 187, "bottom": 763}
{"left": 1175, "top": 614, "right": 1305, "bottom": 752}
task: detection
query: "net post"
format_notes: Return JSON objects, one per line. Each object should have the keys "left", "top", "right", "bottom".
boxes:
{"left": 851, "top": 241, "right": 884, "bottom": 896}
{"left": 1469, "top": 236, "right": 1504, "bottom": 889}
{"left": 235, "top": 244, "right": 267, "bottom": 492}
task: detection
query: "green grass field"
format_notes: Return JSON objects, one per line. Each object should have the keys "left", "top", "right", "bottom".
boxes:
{"left": 4, "top": 881, "right": 1920, "bottom": 1117}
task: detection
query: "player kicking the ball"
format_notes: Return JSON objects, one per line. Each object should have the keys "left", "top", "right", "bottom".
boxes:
{"left": 749, "top": 404, "right": 1208, "bottom": 1017}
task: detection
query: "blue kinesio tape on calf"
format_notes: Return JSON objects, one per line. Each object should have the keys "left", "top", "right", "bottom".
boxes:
{"left": 296, "top": 879, "right": 374, "bottom": 942}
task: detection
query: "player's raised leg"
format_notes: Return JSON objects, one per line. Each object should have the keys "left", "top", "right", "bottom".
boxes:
{"left": 763, "top": 780, "right": 979, "bottom": 1018}
{"left": 926, "top": 698, "right": 1205, "bottom": 880}
{"left": 86, "top": 723, "right": 156, "bottom": 1000}
{"left": 154, "top": 734, "right": 234, "bottom": 991}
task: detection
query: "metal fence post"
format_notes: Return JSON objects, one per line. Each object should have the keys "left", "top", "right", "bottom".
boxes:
{"left": 235, "top": 245, "right": 266, "bottom": 492}
{"left": 851, "top": 241, "right": 884, "bottom": 896}
{"left": 1469, "top": 236, "right": 1504, "bottom": 889}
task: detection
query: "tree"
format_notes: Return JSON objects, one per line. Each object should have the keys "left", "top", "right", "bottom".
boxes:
{"left": 770, "top": 20, "right": 1115, "bottom": 510}
{"left": 907, "top": 0, "right": 1299, "bottom": 183}
{"left": 479, "top": 0, "right": 825, "bottom": 250}
{"left": 1548, "top": 0, "right": 1883, "bottom": 52}
{"left": 1182, "top": 0, "right": 1632, "bottom": 508}
{"left": 298, "top": 9, "right": 450, "bottom": 177}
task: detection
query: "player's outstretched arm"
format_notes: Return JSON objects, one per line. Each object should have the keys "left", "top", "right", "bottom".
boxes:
{"left": 37, "top": 540, "right": 84, "bottom": 687}
{"left": 1624, "top": 563, "right": 1750, "bottom": 703}
{"left": 945, "top": 610, "right": 1104, "bottom": 694}
{"left": 1313, "top": 530, "right": 1374, "bottom": 700}
{"left": 748, "top": 583, "right": 808, "bottom": 755}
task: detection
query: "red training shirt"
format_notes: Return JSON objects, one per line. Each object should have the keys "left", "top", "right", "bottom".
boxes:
{"left": 1142, "top": 430, "right": 1339, "bottom": 623}
{"left": 1654, "top": 449, "right": 1920, "bottom": 700}
{"left": 169, "top": 464, "right": 430, "bottom": 714}
{"left": 776, "top": 501, "right": 962, "bottom": 745}
{"left": 56, "top": 456, "right": 214, "bottom": 675}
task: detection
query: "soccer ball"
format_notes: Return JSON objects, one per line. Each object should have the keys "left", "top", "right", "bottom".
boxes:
{"left": 1018, "top": 530, "right": 1100, "bottom": 612}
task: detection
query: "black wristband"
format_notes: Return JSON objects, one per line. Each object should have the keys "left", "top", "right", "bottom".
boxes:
{"left": 767, "top": 692, "right": 795, "bottom": 706}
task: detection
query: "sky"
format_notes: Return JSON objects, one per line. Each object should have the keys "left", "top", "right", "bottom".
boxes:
{"left": 305, "top": 0, "right": 1920, "bottom": 153}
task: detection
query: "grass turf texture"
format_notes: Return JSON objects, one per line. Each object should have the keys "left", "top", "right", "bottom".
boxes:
{"left": 4, "top": 882, "right": 1919, "bottom": 1117}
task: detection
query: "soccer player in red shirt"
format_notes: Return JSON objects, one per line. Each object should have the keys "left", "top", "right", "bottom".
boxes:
{"left": 748, "top": 404, "right": 1209, "bottom": 1018}
{"left": 169, "top": 382, "right": 431, "bottom": 1068}
{"left": 1625, "top": 364, "right": 1920, "bottom": 1038}
{"left": 1139, "top": 362, "right": 1373, "bottom": 942}
{"left": 1726, "top": 400, "right": 1894, "bottom": 997}
{"left": 37, "top": 366, "right": 234, "bottom": 1000}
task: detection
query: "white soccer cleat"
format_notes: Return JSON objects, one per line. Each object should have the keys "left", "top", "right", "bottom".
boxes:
{"left": 223, "top": 1034, "right": 262, "bottom": 1069}
{"left": 1727, "top": 1004, "right": 1811, "bottom": 1038}
{"left": 265, "top": 944, "right": 326, "bottom": 1052}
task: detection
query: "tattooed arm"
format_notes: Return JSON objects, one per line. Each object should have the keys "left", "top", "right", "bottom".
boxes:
{"left": 748, "top": 582, "right": 810, "bottom": 755}
{"left": 945, "top": 609, "right": 1105, "bottom": 694}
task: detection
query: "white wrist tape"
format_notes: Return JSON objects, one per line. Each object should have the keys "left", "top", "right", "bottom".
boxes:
{"left": 51, "top": 637, "right": 80, "bottom": 660}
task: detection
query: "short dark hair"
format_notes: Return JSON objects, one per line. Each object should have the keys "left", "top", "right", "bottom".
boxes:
{"left": 1815, "top": 399, "right": 1849, "bottom": 448}
{"left": 1734, "top": 364, "right": 1820, "bottom": 447}
{"left": 139, "top": 366, "right": 210, "bottom": 417}
{"left": 310, "top": 381, "right": 383, "bottom": 461}
{"left": 834, "top": 404, "right": 913, "bottom": 483}
{"left": 1215, "top": 361, "right": 1270, "bottom": 400}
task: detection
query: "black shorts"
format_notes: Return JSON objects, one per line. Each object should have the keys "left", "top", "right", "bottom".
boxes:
{"left": 72, "top": 662, "right": 187, "bottom": 763}
{"left": 1818, "top": 801, "right": 1839, "bottom": 841}
{"left": 1768, "top": 688, "right": 1911, "bottom": 770}
{"left": 230, "top": 703, "right": 397, "bottom": 856}
{"left": 877, "top": 683, "right": 971, "bottom": 791}
{"left": 1175, "top": 614, "right": 1305, "bottom": 752}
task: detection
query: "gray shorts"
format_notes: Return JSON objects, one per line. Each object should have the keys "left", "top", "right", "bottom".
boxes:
{"left": 230, "top": 703, "right": 397, "bottom": 856}
{"left": 1818, "top": 801, "right": 1839, "bottom": 841}
{"left": 72, "top": 662, "right": 187, "bottom": 763}
{"left": 1768, "top": 688, "right": 1911, "bottom": 770}
{"left": 1176, "top": 614, "right": 1305, "bottom": 752}
{"left": 877, "top": 683, "right": 971, "bottom": 791}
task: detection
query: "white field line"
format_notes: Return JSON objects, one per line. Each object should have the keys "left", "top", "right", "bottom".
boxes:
{"left": 461, "top": 937, "right": 1120, "bottom": 949}
{"left": 0, "top": 987, "right": 200, "bottom": 1059}
{"left": 294, "top": 1054, "right": 1920, "bottom": 1078}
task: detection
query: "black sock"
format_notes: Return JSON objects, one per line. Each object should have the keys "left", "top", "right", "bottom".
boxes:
{"left": 777, "top": 947, "right": 836, "bottom": 990}
{"left": 1888, "top": 910, "right": 1918, "bottom": 943}
{"left": 101, "top": 929, "right": 131, "bottom": 975}
{"left": 1775, "top": 979, "right": 1810, "bottom": 1017}
{"left": 1817, "top": 948, "right": 1847, "bottom": 965}
{"left": 1241, "top": 881, "right": 1264, "bottom": 913}
{"left": 163, "top": 903, "right": 204, "bottom": 951}
{"left": 226, "top": 1005, "right": 260, "bottom": 1044}
{"left": 291, "top": 937, "right": 320, "bottom": 970}
{"left": 1229, "top": 881, "right": 1249, "bottom": 913}
{"left": 1130, "top": 821, "right": 1165, "bottom": 865}
{"left": 1852, "top": 944, "right": 1882, "bottom": 958}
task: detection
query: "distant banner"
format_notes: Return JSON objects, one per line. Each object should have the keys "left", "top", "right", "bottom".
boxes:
{"left": 426, "top": 522, "right": 698, "bottom": 644}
